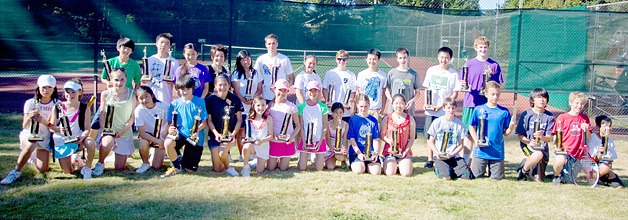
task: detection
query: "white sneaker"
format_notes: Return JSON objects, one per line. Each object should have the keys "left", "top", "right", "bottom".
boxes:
{"left": 248, "top": 158, "right": 258, "bottom": 169}
{"left": 81, "top": 167, "right": 92, "bottom": 180}
{"left": 92, "top": 162, "right": 105, "bottom": 176}
{"left": 225, "top": 167, "right": 239, "bottom": 177}
{"left": 241, "top": 165, "right": 251, "bottom": 177}
{"left": 135, "top": 163, "right": 151, "bottom": 174}
{"left": 1, "top": 170, "right": 21, "bottom": 185}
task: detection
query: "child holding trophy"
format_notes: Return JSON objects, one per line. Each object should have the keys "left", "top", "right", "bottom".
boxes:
{"left": 381, "top": 95, "right": 415, "bottom": 177}
{"left": 427, "top": 97, "right": 472, "bottom": 180}
{"left": 587, "top": 115, "right": 624, "bottom": 188}
{"left": 268, "top": 79, "right": 301, "bottom": 171}
{"left": 134, "top": 86, "right": 169, "bottom": 174}
{"left": 92, "top": 69, "right": 138, "bottom": 176}
{"left": 296, "top": 81, "right": 329, "bottom": 171}
{"left": 348, "top": 94, "right": 382, "bottom": 175}
{"left": 240, "top": 96, "right": 274, "bottom": 176}
{"left": 1, "top": 75, "right": 60, "bottom": 185}
{"left": 468, "top": 81, "right": 515, "bottom": 180}
{"left": 144, "top": 33, "right": 180, "bottom": 105}
{"left": 174, "top": 43, "right": 212, "bottom": 98}
{"left": 254, "top": 34, "right": 295, "bottom": 103}
{"left": 515, "top": 88, "right": 554, "bottom": 182}
{"left": 322, "top": 50, "right": 356, "bottom": 121}
{"left": 231, "top": 50, "right": 263, "bottom": 162}
{"left": 161, "top": 75, "right": 208, "bottom": 178}
{"left": 206, "top": 74, "right": 244, "bottom": 176}
{"left": 551, "top": 92, "right": 592, "bottom": 186}
{"left": 294, "top": 55, "right": 322, "bottom": 106}
{"left": 325, "top": 103, "right": 349, "bottom": 170}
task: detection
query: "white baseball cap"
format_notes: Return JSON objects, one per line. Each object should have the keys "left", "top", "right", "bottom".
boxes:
{"left": 63, "top": 81, "right": 82, "bottom": 91}
{"left": 37, "top": 75, "right": 56, "bottom": 88}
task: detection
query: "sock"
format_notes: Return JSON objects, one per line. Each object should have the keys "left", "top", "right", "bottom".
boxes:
{"left": 172, "top": 158, "right": 181, "bottom": 170}
{"left": 463, "top": 154, "right": 470, "bottom": 164}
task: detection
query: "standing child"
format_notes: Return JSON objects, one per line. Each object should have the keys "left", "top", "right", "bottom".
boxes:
{"left": 161, "top": 75, "right": 208, "bottom": 178}
{"left": 551, "top": 92, "right": 591, "bottom": 186}
{"left": 323, "top": 50, "right": 356, "bottom": 121}
{"left": 240, "top": 96, "right": 274, "bottom": 176}
{"left": 206, "top": 74, "right": 244, "bottom": 176}
{"left": 92, "top": 69, "right": 138, "bottom": 176}
{"left": 175, "top": 43, "right": 212, "bottom": 98}
{"left": 587, "top": 115, "right": 624, "bottom": 188}
{"left": 134, "top": 86, "right": 168, "bottom": 174}
{"left": 294, "top": 55, "right": 322, "bottom": 106}
{"left": 427, "top": 98, "right": 472, "bottom": 180}
{"left": 1, "top": 75, "right": 61, "bottom": 185}
{"left": 422, "top": 47, "right": 460, "bottom": 168}
{"left": 144, "top": 33, "right": 180, "bottom": 105}
{"left": 381, "top": 95, "right": 416, "bottom": 177}
{"left": 254, "top": 34, "right": 295, "bottom": 103}
{"left": 468, "top": 81, "right": 515, "bottom": 180}
{"left": 268, "top": 79, "right": 301, "bottom": 171}
{"left": 515, "top": 88, "right": 554, "bottom": 182}
{"left": 297, "top": 81, "right": 329, "bottom": 171}
{"left": 356, "top": 49, "right": 388, "bottom": 126}
{"left": 348, "top": 94, "right": 382, "bottom": 175}
{"left": 325, "top": 103, "right": 349, "bottom": 170}
{"left": 207, "top": 44, "right": 229, "bottom": 94}
{"left": 461, "top": 36, "right": 503, "bottom": 164}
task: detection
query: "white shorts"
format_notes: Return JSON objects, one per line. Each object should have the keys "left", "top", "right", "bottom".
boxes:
{"left": 254, "top": 142, "right": 270, "bottom": 160}
{"left": 112, "top": 136, "right": 134, "bottom": 156}
{"left": 19, "top": 130, "right": 52, "bottom": 151}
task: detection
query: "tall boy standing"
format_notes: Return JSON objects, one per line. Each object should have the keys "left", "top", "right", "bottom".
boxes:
{"left": 144, "top": 33, "right": 180, "bottom": 105}
{"left": 254, "top": 34, "right": 294, "bottom": 103}
{"left": 356, "top": 49, "right": 387, "bottom": 125}
{"left": 323, "top": 50, "right": 357, "bottom": 120}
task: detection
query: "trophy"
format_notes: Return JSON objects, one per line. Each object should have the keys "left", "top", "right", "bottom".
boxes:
{"left": 476, "top": 109, "right": 489, "bottom": 146}
{"left": 166, "top": 110, "right": 179, "bottom": 140}
{"left": 438, "top": 127, "right": 452, "bottom": 160}
{"left": 220, "top": 106, "right": 233, "bottom": 143}
{"left": 100, "top": 49, "right": 112, "bottom": 80}
{"left": 424, "top": 87, "right": 434, "bottom": 111}
{"left": 303, "top": 122, "right": 316, "bottom": 150}
{"left": 460, "top": 63, "right": 470, "bottom": 92}
{"left": 334, "top": 122, "right": 343, "bottom": 155}
{"left": 480, "top": 64, "right": 491, "bottom": 96}
{"left": 270, "top": 66, "right": 278, "bottom": 84}
{"left": 276, "top": 113, "right": 291, "bottom": 142}
{"left": 57, "top": 104, "right": 78, "bottom": 144}
{"left": 162, "top": 59, "right": 174, "bottom": 82}
{"left": 555, "top": 120, "right": 567, "bottom": 155}
{"left": 28, "top": 100, "right": 44, "bottom": 142}
{"left": 327, "top": 84, "right": 334, "bottom": 107}
{"left": 141, "top": 47, "right": 151, "bottom": 81}
{"left": 150, "top": 109, "right": 163, "bottom": 148}
{"left": 243, "top": 119, "right": 255, "bottom": 144}
{"left": 343, "top": 90, "right": 352, "bottom": 107}
{"left": 530, "top": 112, "right": 545, "bottom": 151}
{"left": 244, "top": 78, "right": 254, "bottom": 100}
{"left": 391, "top": 129, "right": 402, "bottom": 157}
{"left": 363, "top": 133, "right": 373, "bottom": 162}
{"left": 599, "top": 127, "right": 613, "bottom": 162}
{"left": 102, "top": 104, "right": 116, "bottom": 136}
{"left": 187, "top": 107, "right": 202, "bottom": 145}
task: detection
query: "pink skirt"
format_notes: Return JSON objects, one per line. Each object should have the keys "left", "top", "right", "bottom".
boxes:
{"left": 296, "top": 139, "right": 327, "bottom": 154}
{"left": 269, "top": 140, "right": 296, "bottom": 158}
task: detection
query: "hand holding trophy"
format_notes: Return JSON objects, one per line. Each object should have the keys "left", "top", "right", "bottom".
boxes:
{"left": 28, "top": 100, "right": 44, "bottom": 142}
{"left": 219, "top": 106, "right": 234, "bottom": 143}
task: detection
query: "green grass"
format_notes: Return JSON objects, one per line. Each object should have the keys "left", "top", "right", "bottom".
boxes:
{"left": 0, "top": 113, "right": 626, "bottom": 219}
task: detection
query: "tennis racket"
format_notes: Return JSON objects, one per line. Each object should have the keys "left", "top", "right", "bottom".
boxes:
{"left": 570, "top": 128, "right": 599, "bottom": 188}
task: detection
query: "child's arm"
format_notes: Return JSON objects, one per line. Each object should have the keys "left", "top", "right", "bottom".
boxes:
{"left": 404, "top": 117, "right": 416, "bottom": 157}
{"left": 406, "top": 88, "right": 421, "bottom": 110}
{"left": 384, "top": 87, "right": 393, "bottom": 107}
{"left": 379, "top": 115, "right": 390, "bottom": 146}
{"left": 48, "top": 105, "right": 60, "bottom": 133}
{"left": 290, "top": 112, "right": 302, "bottom": 142}
{"left": 98, "top": 91, "right": 109, "bottom": 130}
{"left": 255, "top": 83, "right": 263, "bottom": 97}
{"left": 450, "top": 137, "right": 465, "bottom": 157}
{"left": 427, "top": 136, "right": 440, "bottom": 157}
{"left": 137, "top": 125, "right": 160, "bottom": 144}
{"left": 207, "top": 115, "right": 220, "bottom": 141}
{"left": 469, "top": 125, "right": 480, "bottom": 146}
{"left": 342, "top": 123, "right": 349, "bottom": 154}
{"left": 503, "top": 111, "right": 516, "bottom": 136}
{"left": 201, "top": 82, "right": 210, "bottom": 99}
{"left": 116, "top": 98, "right": 137, "bottom": 138}
{"left": 233, "top": 111, "right": 243, "bottom": 136}
{"left": 317, "top": 113, "right": 328, "bottom": 151}
{"left": 295, "top": 88, "right": 306, "bottom": 105}
{"left": 261, "top": 116, "right": 274, "bottom": 144}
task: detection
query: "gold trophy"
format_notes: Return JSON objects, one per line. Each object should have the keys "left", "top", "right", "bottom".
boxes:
{"left": 276, "top": 113, "right": 291, "bottom": 142}
{"left": 555, "top": 120, "right": 567, "bottom": 155}
{"left": 530, "top": 112, "right": 545, "bottom": 151}
{"left": 480, "top": 64, "right": 491, "bottom": 96}
{"left": 141, "top": 47, "right": 151, "bottom": 81}
{"left": 220, "top": 106, "right": 233, "bottom": 143}
{"left": 363, "top": 133, "right": 373, "bottom": 162}
{"left": 166, "top": 110, "right": 179, "bottom": 140}
{"left": 461, "top": 63, "right": 470, "bottom": 92}
{"left": 599, "top": 127, "right": 613, "bottom": 162}
{"left": 162, "top": 59, "right": 174, "bottom": 82}
{"left": 100, "top": 49, "right": 112, "bottom": 81}
{"left": 57, "top": 104, "right": 78, "bottom": 143}
{"left": 243, "top": 119, "right": 255, "bottom": 144}
{"left": 334, "top": 122, "right": 343, "bottom": 155}
{"left": 244, "top": 78, "right": 254, "bottom": 101}
{"left": 150, "top": 109, "right": 163, "bottom": 148}
{"left": 303, "top": 122, "right": 316, "bottom": 150}
{"left": 28, "top": 100, "right": 44, "bottom": 142}
{"left": 102, "top": 104, "right": 116, "bottom": 136}
{"left": 391, "top": 129, "right": 402, "bottom": 158}
{"left": 187, "top": 107, "right": 202, "bottom": 145}
{"left": 327, "top": 84, "right": 334, "bottom": 107}
{"left": 438, "top": 128, "right": 452, "bottom": 160}
{"left": 476, "top": 109, "right": 489, "bottom": 146}
{"left": 424, "top": 86, "right": 434, "bottom": 111}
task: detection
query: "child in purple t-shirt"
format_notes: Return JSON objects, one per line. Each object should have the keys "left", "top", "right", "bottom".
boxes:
{"left": 175, "top": 43, "right": 212, "bottom": 99}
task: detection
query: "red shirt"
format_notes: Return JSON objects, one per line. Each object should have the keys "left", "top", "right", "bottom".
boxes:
{"left": 552, "top": 112, "right": 591, "bottom": 158}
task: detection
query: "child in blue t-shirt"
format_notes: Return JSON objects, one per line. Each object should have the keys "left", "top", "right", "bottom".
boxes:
{"left": 468, "top": 81, "right": 516, "bottom": 180}
{"left": 348, "top": 94, "right": 382, "bottom": 175}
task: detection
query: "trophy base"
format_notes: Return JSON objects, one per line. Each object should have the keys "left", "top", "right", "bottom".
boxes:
{"left": 531, "top": 147, "right": 545, "bottom": 151}
{"left": 555, "top": 151, "right": 568, "bottom": 156}
{"left": 303, "top": 144, "right": 317, "bottom": 151}
{"left": 424, "top": 106, "right": 435, "bottom": 111}
{"left": 461, "top": 88, "right": 471, "bottom": 93}
{"left": 392, "top": 153, "right": 403, "bottom": 158}
{"left": 102, "top": 130, "right": 116, "bottom": 136}
{"left": 219, "top": 136, "right": 233, "bottom": 143}
{"left": 277, "top": 135, "right": 290, "bottom": 142}
{"left": 186, "top": 137, "right": 198, "bottom": 146}
{"left": 477, "top": 140, "right": 489, "bottom": 147}
{"left": 363, "top": 158, "right": 373, "bottom": 162}
{"left": 600, "top": 156, "right": 613, "bottom": 162}
{"left": 166, "top": 133, "right": 179, "bottom": 140}
{"left": 162, "top": 77, "right": 175, "bottom": 82}
{"left": 64, "top": 137, "right": 79, "bottom": 144}
{"left": 334, "top": 150, "right": 343, "bottom": 155}
{"left": 140, "top": 76, "right": 152, "bottom": 82}
{"left": 243, "top": 139, "right": 255, "bottom": 144}
{"left": 437, "top": 154, "right": 451, "bottom": 160}
{"left": 28, "top": 136, "right": 44, "bottom": 142}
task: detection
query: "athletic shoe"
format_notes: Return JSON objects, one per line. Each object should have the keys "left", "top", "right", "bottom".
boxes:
{"left": 340, "top": 161, "right": 348, "bottom": 169}
{"left": 1, "top": 170, "right": 21, "bottom": 185}
{"left": 81, "top": 167, "right": 92, "bottom": 180}
{"left": 516, "top": 168, "right": 527, "bottom": 181}
{"left": 135, "top": 163, "right": 151, "bottom": 174}
{"left": 160, "top": 167, "right": 180, "bottom": 178}
{"left": 552, "top": 177, "right": 561, "bottom": 186}
{"left": 424, "top": 161, "right": 434, "bottom": 169}
{"left": 248, "top": 158, "right": 258, "bottom": 169}
{"left": 225, "top": 167, "right": 239, "bottom": 177}
{"left": 92, "top": 162, "right": 104, "bottom": 176}
{"left": 241, "top": 165, "right": 251, "bottom": 177}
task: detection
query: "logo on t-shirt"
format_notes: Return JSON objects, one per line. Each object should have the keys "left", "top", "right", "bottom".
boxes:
{"left": 343, "top": 78, "right": 348, "bottom": 83}
{"left": 363, "top": 77, "right": 381, "bottom": 102}
{"left": 263, "top": 64, "right": 281, "bottom": 75}
{"left": 569, "top": 122, "right": 581, "bottom": 136}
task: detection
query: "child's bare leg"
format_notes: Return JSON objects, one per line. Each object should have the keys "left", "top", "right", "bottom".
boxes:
{"left": 211, "top": 147, "right": 223, "bottom": 172}
{"left": 15, "top": 139, "right": 38, "bottom": 172}
{"left": 83, "top": 137, "right": 96, "bottom": 168}
{"left": 256, "top": 158, "right": 267, "bottom": 174}
{"left": 58, "top": 157, "right": 74, "bottom": 174}
{"left": 383, "top": 157, "right": 398, "bottom": 176}
{"left": 553, "top": 155, "right": 567, "bottom": 177}
{"left": 268, "top": 158, "right": 279, "bottom": 171}
{"left": 138, "top": 139, "right": 150, "bottom": 165}
{"left": 114, "top": 153, "right": 127, "bottom": 170}
{"left": 524, "top": 151, "right": 544, "bottom": 171}
{"left": 326, "top": 157, "right": 336, "bottom": 170}
{"left": 351, "top": 161, "right": 365, "bottom": 174}
{"left": 314, "top": 154, "right": 324, "bottom": 171}
{"left": 151, "top": 148, "right": 165, "bottom": 168}
{"left": 298, "top": 152, "right": 309, "bottom": 171}
{"left": 279, "top": 157, "right": 290, "bottom": 171}
{"left": 35, "top": 149, "right": 50, "bottom": 173}
{"left": 367, "top": 162, "right": 382, "bottom": 175}
{"left": 398, "top": 158, "right": 413, "bottom": 177}
{"left": 98, "top": 136, "right": 115, "bottom": 164}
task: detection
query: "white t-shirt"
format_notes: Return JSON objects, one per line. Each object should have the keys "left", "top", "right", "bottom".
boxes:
{"left": 254, "top": 53, "right": 294, "bottom": 100}
{"left": 587, "top": 133, "right": 618, "bottom": 161}
{"left": 231, "top": 70, "right": 264, "bottom": 114}
{"left": 134, "top": 101, "right": 169, "bottom": 135}
{"left": 298, "top": 102, "right": 329, "bottom": 142}
{"left": 422, "top": 65, "right": 460, "bottom": 117}
{"left": 356, "top": 69, "right": 387, "bottom": 110}
{"left": 323, "top": 68, "right": 356, "bottom": 117}
{"left": 147, "top": 55, "right": 180, "bottom": 105}
{"left": 22, "top": 98, "right": 60, "bottom": 145}
{"left": 293, "top": 71, "right": 322, "bottom": 106}
{"left": 427, "top": 117, "right": 467, "bottom": 157}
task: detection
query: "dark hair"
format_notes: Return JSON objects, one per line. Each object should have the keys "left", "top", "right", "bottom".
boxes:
{"left": 438, "top": 47, "right": 453, "bottom": 58}
{"left": 156, "top": 33, "right": 174, "bottom": 45}
{"left": 136, "top": 86, "right": 160, "bottom": 104}
{"left": 367, "top": 49, "right": 381, "bottom": 59}
{"left": 214, "top": 74, "right": 230, "bottom": 84}
{"left": 180, "top": 43, "right": 198, "bottom": 76}
{"left": 248, "top": 95, "right": 268, "bottom": 120}
{"left": 34, "top": 86, "right": 59, "bottom": 101}
{"left": 391, "top": 94, "right": 407, "bottom": 113}
{"left": 175, "top": 74, "right": 195, "bottom": 90}
{"left": 117, "top": 37, "right": 135, "bottom": 51}
{"left": 595, "top": 115, "right": 612, "bottom": 127}
{"left": 235, "top": 50, "right": 254, "bottom": 79}
{"left": 210, "top": 44, "right": 228, "bottom": 61}
{"left": 529, "top": 88, "right": 549, "bottom": 107}
{"left": 396, "top": 47, "right": 409, "bottom": 56}
{"left": 443, "top": 97, "right": 456, "bottom": 107}
{"left": 331, "top": 102, "right": 345, "bottom": 113}
{"left": 69, "top": 78, "right": 84, "bottom": 99}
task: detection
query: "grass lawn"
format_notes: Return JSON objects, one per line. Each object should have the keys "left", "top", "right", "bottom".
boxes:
{"left": 0, "top": 113, "right": 626, "bottom": 219}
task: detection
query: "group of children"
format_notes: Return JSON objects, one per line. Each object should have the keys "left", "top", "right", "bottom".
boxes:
{"left": 0, "top": 34, "right": 623, "bottom": 189}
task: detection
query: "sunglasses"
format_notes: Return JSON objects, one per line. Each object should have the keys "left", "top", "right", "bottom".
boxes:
{"left": 336, "top": 58, "right": 348, "bottom": 62}
{"left": 112, "top": 68, "right": 126, "bottom": 72}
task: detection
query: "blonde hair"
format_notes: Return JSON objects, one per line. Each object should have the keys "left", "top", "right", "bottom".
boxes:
{"left": 265, "top": 34, "right": 278, "bottom": 42}
{"left": 336, "top": 50, "right": 349, "bottom": 58}
{"left": 356, "top": 94, "right": 370, "bottom": 105}
{"left": 474, "top": 36, "right": 490, "bottom": 48}
{"left": 485, "top": 81, "right": 501, "bottom": 91}
{"left": 568, "top": 91, "right": 588, "bottom": 104}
